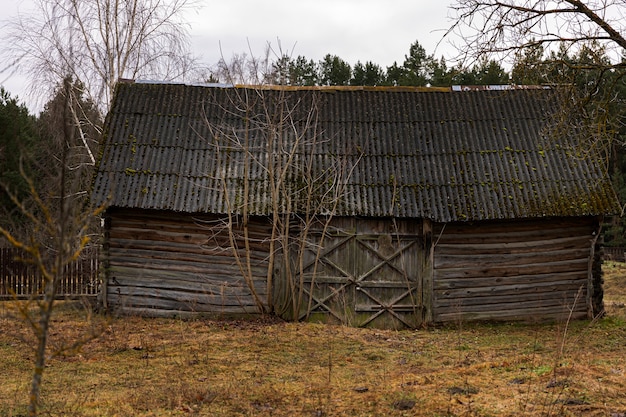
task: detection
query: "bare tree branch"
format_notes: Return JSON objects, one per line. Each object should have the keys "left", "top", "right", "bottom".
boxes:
{"left": 3, "top": 0, "right": 200, "bottom": 113}
{"left": 448, "top": 0, "right": 626, "bottom": 64}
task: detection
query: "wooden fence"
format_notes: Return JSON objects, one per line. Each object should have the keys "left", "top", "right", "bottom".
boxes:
{"left": 603, "top": 246, "right": 625, "bottom": 262}
{"left": 0, "top": 247, "right": 99, "bottom": 299}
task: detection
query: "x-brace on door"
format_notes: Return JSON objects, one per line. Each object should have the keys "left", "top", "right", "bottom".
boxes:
{"left": 294, "top": 217, "right": 425, "bottom": 329}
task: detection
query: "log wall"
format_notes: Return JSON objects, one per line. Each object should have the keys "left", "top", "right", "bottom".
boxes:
{"left": 432, "top": 217, "right": 598, "bottom": 323}
{"left": 103, "top": 209, "right": 271, "bottom": 316}
{"left": 103, "top": 208, "right": 600, "bottom": 325}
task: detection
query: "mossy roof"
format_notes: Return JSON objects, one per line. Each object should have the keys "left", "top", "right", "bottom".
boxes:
{"left": 91, "top": 82, "right": 620, "bottom": 222}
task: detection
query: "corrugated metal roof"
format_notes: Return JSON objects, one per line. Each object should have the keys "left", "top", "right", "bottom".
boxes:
{"left": 91, "top": 82, "right": 620, "bottom": 222}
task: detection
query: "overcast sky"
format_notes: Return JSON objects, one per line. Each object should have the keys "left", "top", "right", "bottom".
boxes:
{"left": 188, "top": 1, "right": 456, "bottom": 66}
{"left": 1, "top": 0, "right": 457, "bottom": 112}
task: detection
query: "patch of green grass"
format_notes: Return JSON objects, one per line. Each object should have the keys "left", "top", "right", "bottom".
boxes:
{"left": 532, "top": 364, "right": 552, "bottom": 376}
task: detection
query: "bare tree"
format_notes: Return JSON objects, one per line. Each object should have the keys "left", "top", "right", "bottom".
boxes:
{"left": 448, "top": 1, "right": 626, "bottom": 157}
{"left": 211, "top": 51, "right": 272, "bottom": 85}
{"left": 448, "top": 0, "right": 626, "bottom": 64}
{"left": 200, "top": 83, "right": 361, "bottom": 319}
{"left": 208, "top": 40, "right": 303, "bottom": 86}
{"left": 0, "top": 77, "right": 105, "bottom": 417}
{"left": 3, "top": 0, "right": 199, "bottom": 114}
{"left": 201, "top": 44, "right": 369, "bottom": 320}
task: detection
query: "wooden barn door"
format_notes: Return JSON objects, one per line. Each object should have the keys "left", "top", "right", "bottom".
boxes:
{"left": 293, "top": 218, "right": 426, "bottom": 329}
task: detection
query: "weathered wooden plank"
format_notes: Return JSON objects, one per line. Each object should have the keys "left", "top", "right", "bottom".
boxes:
{"left": 106, "top": 259, "right": 267, "bottom": 278}
{"left": 435, "top": 279, "right": 586, "bottom": 299}
{"left": 434, "top": 259, "right": 587, "bottom": 285}
{"left": 107, "top": 244, "right": 267, "bottom": 264}
{"left": 435, "top": 224, "right": 594, "bottom": 245}
{"left": 108, "top": 286, "right": 262, "bottom": 308}
{"left": 305, "top": 218, "right": 422, "bottom": 237}
{"left": 299, "top": 276, "right": 418, "bottom": 288}
{"left": 109, "top": 263, "right": 267, "bottom": 281}
{"left": 107, "top": 250, "right": 248, "bottom": 265}
{"left": 106, "top": 295, "right": 262, "bottom": 314}
{"left": 435, "top": 296, "right": 587, "bottom": 316}
{"left": 436, "top": 217, "right": 592, "bottom": 235}
{"left": 110, "top": 268, "right": 267, "bottom": 288}
{"left": 435, "top": 235, "right": 589, "bottom": 255}
{"left": 107, "top": 289, "right": 253, "bottom": 308}
{"left": 434, "top": 247, "right": 590, "bottom": 269}
{"left": 109, "top": 248, "right": 266, "bottom": 266}
{"left": 107, "top": 244, "right": 268, "bottom": 261}
{"left": 110, "top": 228, "right": 211, "bottom": 245}
{"left": 110, "top": 276, "right": 267, "bottom": 297}
{"left": 109, "top": 211, "right": 271, "bottom": 235}
{"left": 433, "top": 271, "right": 586, "bottom": 290}
{"left": 109, "top": 210, "right": 272, "bottom": 236}
{"left": 434, "top": 258, "right": 589, "bottom": 280}
{"left": 107, "top": 260, "right": 267, "bottom": 281}
{"left": 435, "top": 306, "right": 588, "bottom": 322}
{"left": 108, "top": 227, "right": 269, "bottom": 251}
{"left": 438, "top": 298, "right": 588, "bottom": 313}
{"left": 108, "top": 239, "right": 270, "bottom": 261}
{"left": 109, "top": 226, "right": 272, "bottom": 248}
{"left": 355, "top": 304, "right": 424, "bottom": 312}
{"left": 434, "top": 287, "right": 586, "bottom": 308}
{"left": 111, "top": 305, "right": 263, "bottom": 317}
{"left": 108, "top": 263, "right": 266, "bottom": 294}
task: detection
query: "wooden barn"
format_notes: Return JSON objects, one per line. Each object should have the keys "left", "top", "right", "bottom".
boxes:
{"left": 91, "top": 82, "right": 619, "bottom": 328}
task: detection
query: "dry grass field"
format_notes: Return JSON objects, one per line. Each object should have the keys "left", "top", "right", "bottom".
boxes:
{"left": 603, "top": 261, "right": 626, "bottom": 319}
{"left": 1, "top": 263, "right": 625, "bottom": 416}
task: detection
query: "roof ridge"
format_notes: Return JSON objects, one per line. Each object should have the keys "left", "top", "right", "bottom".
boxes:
{"left": 127, "top": 79, "right": 551, "bottom": 93}
{"left": 233, "top": 84, "right": 451, "bottom": 93}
